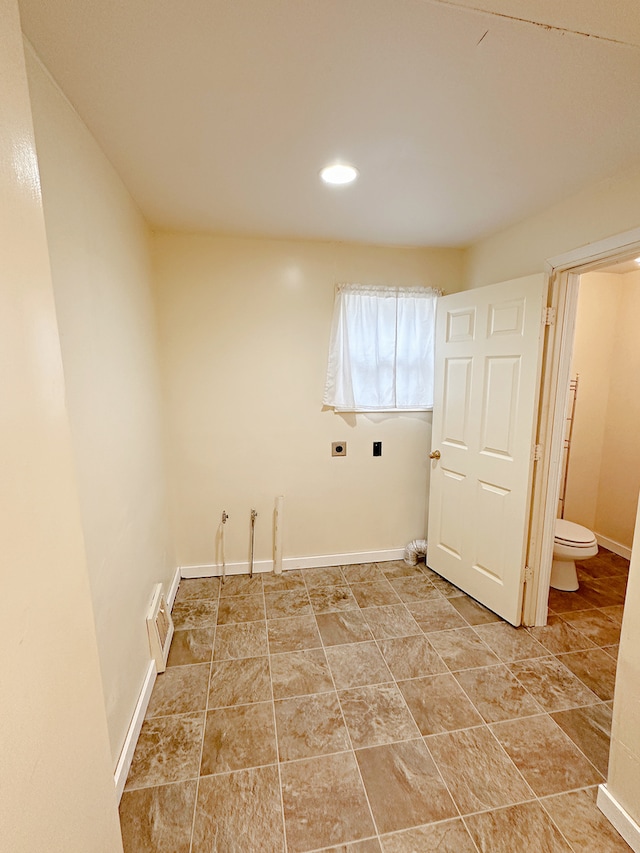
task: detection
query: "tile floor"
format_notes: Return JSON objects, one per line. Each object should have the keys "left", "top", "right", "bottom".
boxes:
{"left": 119, "top": 549, "right": 632, "bottom": 852}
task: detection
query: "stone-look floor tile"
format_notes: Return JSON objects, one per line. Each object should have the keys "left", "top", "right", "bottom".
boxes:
{"left": 262, "top": 569, "right": 306, "bottom": 592}
{"left": 342, "top": 562, "right": 385, "bottom": 584}
{"left": 542, "top": 787, "right": 634, "bottom": 852}
{"left": 166, "top": 628, "right": 214, "bottom": 667}
{"left": 125, "top": 712, "right": 204, "bottom": 790}
{"left": 274, "top": 692, "right": 350, "bottom": 762}
{"left": 454, "top": 665, "right": 542, "bottom": 723}
{"left": 303, "top": 566, "right": 347, "bottom": 588}
{"left": 557, "top": 647, "right": 617, "bottom": 700}
{"left": 216, "top": 593, "right": 265, "bottom": 625}
{"left": 356, "top": 739, "right": 457, "bottom": 834}
{"left": 378, "top": 634, "right": 448, "bottom": 680}
{"left": 200, "top": 702, "right": 277, "bottom": 775}
{"left": 547, "top": 588, "right": 593, "bottom": 613}
{"left": 317, "top": 609, "right": 375, "bottom": 645}
{"left": 578, "top": 554, "right": 626, "bottom": 578}
{"left": 319, "top": 840, "right": 382, "bottom": 853}
{"left": 339, "top": 683, "right": 421, "bottom": 748}
{"left": 267, "top": 614, "right": 322, "bottom": 653}
{"left": 219, "top": 573, "right": 264, "bottom": 597}
{"left": 309, "top": 585, "right": 359, "bottom": 614}
{"left": 550, "top": 702, "right": 612, "bottom": 776}
{"left": 145, "top": 664, "right": 210, "bottom": 718}
{"left": 427, "top": 627, "right": 500, "bottom": 671}
{"left": 192, "top": 765, "right": 285, "bottom": 853}
{"left": 381, "top": 819, "right": 478, "bottom": 852}
{"left": 426, "top": 725, "right": 533, "bottom": 814}
{"left": 561, "top": 609, "right": 622, "bottom": 647}
{"left": 212, "top": 620, "right": 268, "bottom": 660}
{"left": 362, "top": 604, "right": 422, "bottom": 640}
{"left": 378, "top": 560, "right": 425, "bottom": 579}
{"left": 574, "top": 579, "right": 625, "bottom": 608}
{"left": 491, "top": 713, "right": 603, "bottom": 796}
{"left": 508, "top": 656, "right": 600, "bottom": 712}
{"left": 174, "top": 577, "right": 220, "bottom": 603}
{"left": 264, "top": 589, "right": 312, "bottom": 619}
{"left": 171, "top": 599, "right": 218, "bottom": 629}
{"left": 326, "top": 641, "right": 393, "bottom": 689}
{"left": 209, "top": 656, "right": 271, "bottom": 708}
{"left": 449, "top": 595, "right": 502, "bottom": 625}
{"left": 119, "top": 780, "right": 197, "bottom": 853}
{"left": 398, "top": 673, "right": 483, "bottom": 735}
{"left": 604, "top": 644, "right": 619, "bottom": 660}
{"left": 407, "top": 599, "right": 467, "bottom": 632}
{"left": 270, "top": 648, "right": 334, "bottom": 699}
{"left": 473, "top": 622, "right": 548, "bottom": 662}
{"left": 601, "top": 605, "right": 625, "bottom": 626}
{"left": 280, "top": 752, "right": 375, "bottom": 853}
{"left": 388, "top": 576, "right": 440, "bottom": 603}
{"left": 350, "top": 580, "right": 401, "bottom": 608}
{"left": 527, "top": 614, "right": 596, "bottom": 654}
{"left": 428, "top": 573, "right": 465, "bottom": 598}
{"left": 464, "top": 801, "right": 572, "bottom": 853}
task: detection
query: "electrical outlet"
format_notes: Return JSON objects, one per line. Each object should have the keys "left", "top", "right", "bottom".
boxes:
{"left": 332, "top": 441, "right": 347, "bottom": 457}
{"left": 373, "top": 441, "right": 382, "bottom": 457}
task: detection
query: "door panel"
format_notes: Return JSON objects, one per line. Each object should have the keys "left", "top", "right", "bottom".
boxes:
{"left": 427, "top": 275, "right": 546, "bottom": 626}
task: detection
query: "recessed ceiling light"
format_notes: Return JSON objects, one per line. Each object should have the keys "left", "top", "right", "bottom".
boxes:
{"left": 320, "top": 163, "right": 359, "bottom": 186}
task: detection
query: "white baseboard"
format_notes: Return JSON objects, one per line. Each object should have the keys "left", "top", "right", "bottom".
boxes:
{"left": 180, "top": 548, "right": 406, "bottom": 579}
{"left": 595, "top": 534, "right": 632, "bottom": 561}
{"left": 166, "top": 566, "right": 181, "bottom": 609}
{"left": 598, "top": 784, "right": 640, "bottom": 852}
{"left": 114, "top": 661, "right": 157, "bottom": 803}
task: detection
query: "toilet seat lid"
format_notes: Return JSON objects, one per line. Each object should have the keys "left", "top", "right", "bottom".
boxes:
{"left": 555, "top": 518, "right": 597, "bottom": 546}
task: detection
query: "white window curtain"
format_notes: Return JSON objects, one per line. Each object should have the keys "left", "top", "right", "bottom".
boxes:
{"left": 323, "top": 283, "right": 440, "bottom": 411}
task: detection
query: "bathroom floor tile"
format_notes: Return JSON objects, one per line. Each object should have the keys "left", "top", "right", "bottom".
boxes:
{"left": 219, "top": 573, "right": 264, "bottom": 597}
{"left": 270, "top": 648, "right": 334, "bottom": 698}
{"left": 119, "top": 780, "right": 197, "bottom": 853}
{"left": 464, "top": 801, "right": 572, "bottom": 853}
{"left": 267, "top": 614, "right": 322, "bottom": 653}
{"left": 200, "top": 702, "right": 277, "bottom": 775}
{"left": 603, "top": 644, "right": 619, "bottom": 659}
{"left": 171, "top": 600, "right": 218, "bottom": 629}
{"left": 303, "top": 566, "right": 347, "bottom": 589}
{"left": 426, "top": 725, "right": 533, "bottom": 814}
{"left": 192, "top": 765, "right": 285, "bottom": 853}
{"left": 208, "top": 656, "right": 271, "bottom": 708}
{"left": 380, "top": 819, "right": 478, "bottom": 852}
{"left": 427, "top": 573, "right": 465, "bottom": 598}
{"left": 216, "top": 593, "right": 265, "bottom": 625}
{"left": 556, "top": 647, "right": 617, "bottom": 700}
{"left": 377, "top": 634, "right": 448, "bottom": 680}
{"left": 380, "top": 560, "right": 426, "bottom": 578}
{"left": 325, "top": 641, "right": 393, "bottom": 689}
{"left": 316, "top": 609, "right": 374, "bottom": 646}
{"left": 145, "top": 664, "right": 210, "bottom": 718}
{"left": 174, "top": 577, "right": 220, "bottom": 603}
{"left": 262, "top": 569, "right": 306, "bottom": 592}
{"left": 541, "top": 787, "right": 634, "bottom": 852}
{"left": 600, "top": 604, "right": 625, "bottom": 626}
{"left": 361, "top": 604, "right": 422, "bottom": 639}
{"left": 550, "top": 702, "right": 613, "bottom": 775}
{"left": 527, "top": 614, "right": 595, "bottom": 654}
{"left": 166, "top": 628, "right": 214, "bottom": 667}
{"left": 491, "top": 713, "right": 603, "bottom": 796}
{"left": 338, "top": 683, "right": 420, "bottom": 748}
{"left": 406, "top": 598, "right": 467, "bottom": 633}
{"left": 576, "top": 579, "right": 625, "bottom": 608}
{"left": 454, "top": 665, "right": 542, "bottom": 723}
{"left": 427, "top": 627, "right": 500, "bottom": 671}
{"left": 343, "top": 562, "right": 385, "bottom": 583}
{"left": 508, "top": 656, "right": 600, "bottom": 712}
{"left": 350, "top": 580, "right": 401, "bottom": 608}
{"left": 308, "top": 584, "right": 359, "bottom": 614}
{"left": 472, "top": 622, "right": 548, "bottom": 662}
{"left": 264, "top": 589, "right": 313, "bottom": 619}
{"left": 449, "top": 595, "right": 502, "bottom": 625}
{"left": 280, "top": 752, "right": 375, "bottom": 852}
{"left": 388, "top": 575, "right": 440, "bottom": 603}
{"left": 397, "top": 673, "right": 483, "bottom": 735}
{"left": 213, "top": 620, "right": 268, "bottom": 660}
{"left": 561, "top": 609, "right": 622, "bottom": 646}
{"left": 547, "top": 588, "right": 593, "bottom": 613}
{"left": 125, "top": 712, "right": 205, "bottom": 790}
{"left": 274, "top": 692, "right": 350, "bottom": 762}
{"left": 355, "top": 739, "right": 457, "bottom": 834}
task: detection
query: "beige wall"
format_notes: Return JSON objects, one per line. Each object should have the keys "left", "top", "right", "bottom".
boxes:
{"left": 153, "top": 232, "right": 464, "bottom": 569}
{"left": 26, "top": 49, "right": 175, "bottom": 761}
{"left": 0, "top": 1, "right": 123, "bottom": 849}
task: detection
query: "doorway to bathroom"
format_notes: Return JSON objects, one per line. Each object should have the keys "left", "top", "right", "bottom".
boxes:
{"left": 524, "top": 227, "right": 640, "bottom": 627}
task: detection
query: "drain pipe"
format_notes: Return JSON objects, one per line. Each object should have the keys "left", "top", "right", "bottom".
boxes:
{"left": 404, "top": 538, "right": 428, "bottom": 566}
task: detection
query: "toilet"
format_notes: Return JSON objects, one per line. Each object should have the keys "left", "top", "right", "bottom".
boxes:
{"left": 550, "top": 518, "right": 598, "bottom": 591}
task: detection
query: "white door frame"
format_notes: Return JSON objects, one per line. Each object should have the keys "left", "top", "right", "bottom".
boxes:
{"left": 524, "top": 226, "right": 640, "bottom": 626}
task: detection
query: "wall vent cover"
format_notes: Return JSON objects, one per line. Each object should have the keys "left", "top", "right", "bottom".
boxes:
{"left": 147, "top": 583, "right": 174, "bottom": 673}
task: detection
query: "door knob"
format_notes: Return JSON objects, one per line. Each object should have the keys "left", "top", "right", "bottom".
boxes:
{"left": 429, "top": 450, "right": 441, "bottom": 460}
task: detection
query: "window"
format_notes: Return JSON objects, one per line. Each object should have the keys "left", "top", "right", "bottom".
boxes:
{"left": 323, "top": 283, "right": 439, "bottom": 412}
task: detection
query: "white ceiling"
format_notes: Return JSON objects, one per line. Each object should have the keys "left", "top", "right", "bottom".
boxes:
{"left": 18, "top": 0, "right": 640, "bottom": 247}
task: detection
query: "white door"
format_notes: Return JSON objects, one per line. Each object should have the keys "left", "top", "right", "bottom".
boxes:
{"left": 427, "top": 274, "right": 546, "bottom": 626}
